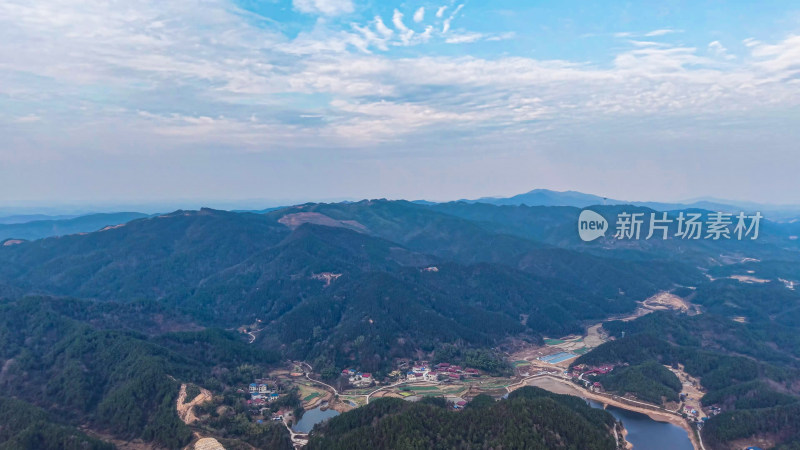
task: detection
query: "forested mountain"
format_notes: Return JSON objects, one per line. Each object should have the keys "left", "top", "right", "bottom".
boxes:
{"left": 427, "top": 201, "right": 800, "bottom": 264}
{"left": 594, "top": 361, "right": 682, "bottom": 405}
{"left": 463, "top": 188, "right": 800, "bottom": 219}
{"left": 574, "top": 279, "right": 800, "bottom": 448}
{"left": 0, "top": 202, "right": 699, "bottom": 376}
{"left": 307, "top": 387, "right": 619, "bottom": 450}
{"left": 0, "top": 297, "right": 287, "bottom": 449}
{"left": 0, "top": 212, "right": 148, "bottom": 242}
{"left": 1, "top": 199, "right": 798, "bottom": 448}
{"left": 0, "top": 396, "right": 112, "bottom": 450}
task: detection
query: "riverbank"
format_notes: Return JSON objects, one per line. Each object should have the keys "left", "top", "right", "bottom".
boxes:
{"left": 518, "top": 376, "right": 700, "bottom": 450}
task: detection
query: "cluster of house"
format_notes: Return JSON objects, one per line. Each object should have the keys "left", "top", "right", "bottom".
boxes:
{"left": 572, "top": 364, "right": 615, "bottom": 377}
{"left": 398, "top": 363, "right": 481, "bottom": 382}
{"left": 341, "top": 369, "right": 373, "bottom": 386}
{"left": 247, "top": 383, "right": 280, "bottom": 405}
{"left": 570, "top": 364, "right": 615, "bottom": 392}
{"left": 680, "top": 394, "right": 716, "bottom": 422}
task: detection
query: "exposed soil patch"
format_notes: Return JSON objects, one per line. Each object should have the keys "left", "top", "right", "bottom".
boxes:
{"left": 278, "top": 212, "right": 367, "bottom": 232}
{"left": 176, "top": 383, "right": 212, "bottom": 425}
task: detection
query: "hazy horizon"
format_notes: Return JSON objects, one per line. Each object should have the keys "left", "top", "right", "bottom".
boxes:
{"left": 3, "top": 0, "right": 799, "bottom": 205}
{"left": 3, "top": 188, "right": 800, "bottom": 217}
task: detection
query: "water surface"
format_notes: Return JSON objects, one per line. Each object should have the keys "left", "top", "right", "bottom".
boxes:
{"left": 587, "top": 400, "right": 693, "bottom": 450}
{"left": 292, "top": 405, "right": 340, "bottom": 433}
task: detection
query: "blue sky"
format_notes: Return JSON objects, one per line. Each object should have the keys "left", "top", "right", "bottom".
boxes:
{"left": 1, "top": 0, "right": 799, "bottom": 208}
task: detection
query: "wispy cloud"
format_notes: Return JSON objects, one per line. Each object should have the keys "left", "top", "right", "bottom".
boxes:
{"left": 293, "top": 0, "right": 354, "bottom": 16}
{"left": 442, "top": 4, "right": 464, "bottom": 33}
{"left": 709, "top": 40, "right": 735, "bottom": 60}
{"left": 1, "top": 0, "right": 799, "bottom": 155}
{"left": 445, "top": 32, "right": 484, "bottom": 44}
{"left": 392, "top": 9, "right": 414, "bottom": 45}
{"left": 645, "top": 28, "right": 682, "bottom": 37}
{"left": 487, "top": 32, "right": 516, "bottom": 42}
{"left": 13, "top": 114, "right": 41, "bottom": 123}
{"left": 413, "top": 7, "right": 425, "bottom": 23}
{"left": 374, "top": 15, "right": 394, "bottom": 39}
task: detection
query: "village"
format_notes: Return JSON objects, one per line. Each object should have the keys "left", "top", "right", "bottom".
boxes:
{"left": 199, "top": 291, "right": 717, "bottom": 449}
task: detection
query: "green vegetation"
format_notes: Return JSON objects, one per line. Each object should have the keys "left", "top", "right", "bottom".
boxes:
{"left": 432, "top": 345, "right": 511, "bottom": 376}
{"left": 0, "top": 396, "right": 112, "bottom": 450}
{"left": 576, "top": 279, "right": 800, "bottom": 449}
{"left": 594, "top": 361, "right": 681, "bottom": 405}
{"left": 702, "top": 403, "right": 800, "bottom": 449}
{"left": 0, "top": 297, "right": 287, "bottom": 449}
{"left": 307, "top": 387, "right": 617, "bottom": 450}
{"left": 185, "top": 384, "right": 201, "bottom": 404}
{"left": 0, "top": 203, "right": 695, "bottom": 376}
{"left": 200, "top": 411, "right": 292, "bottom": 449}
{"left": 2, "top": 201, "right": 800, "bottom": 448}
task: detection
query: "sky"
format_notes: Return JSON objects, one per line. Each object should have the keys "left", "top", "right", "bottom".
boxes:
{"left": 1, "top": 0, "right": 800, "bottom": 209}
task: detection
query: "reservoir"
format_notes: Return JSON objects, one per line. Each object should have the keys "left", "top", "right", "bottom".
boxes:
{"left": 587, "top": 400, "right": 694, "bottom": 450}
{"left": 292, "top": 405, "right": 340, "bottom": 433}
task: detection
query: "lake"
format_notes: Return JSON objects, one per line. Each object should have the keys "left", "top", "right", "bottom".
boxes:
{"left": 292, "top": 405, "right": 340, "bottom": 433}
{"left": 587, "top": 400, "right": 694, "bottom": 450}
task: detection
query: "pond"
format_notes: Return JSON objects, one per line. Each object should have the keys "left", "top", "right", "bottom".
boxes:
{"left": 291, "top": 405, "right": 340, "bottom": 433}
{"left": 586, "top": 400, "right": 693, "bottom": 450}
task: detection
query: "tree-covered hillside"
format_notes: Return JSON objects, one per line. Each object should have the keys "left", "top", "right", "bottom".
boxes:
{"left": 0, "top": 203, "right": 698, "bottom": 375}
{"left": 0, "top": 297, "right": 288, "bottom": 449}
{"left": 575, "top": 280, "right": 800, "bottom": 449}
{"left": 595, "top": 361, "right": 682, "bottom": 405}
{"left": 307, "top": 387, "right": 619, "bottom": 450}
{"left": 1, "top": 200, "right": 798, "bottom": 448}
{"left": 0, "top": 396, "right": 112, "bottom": 450}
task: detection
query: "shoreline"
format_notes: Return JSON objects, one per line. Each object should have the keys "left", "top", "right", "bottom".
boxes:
{"left": 516, "top": 376, "right": 700, "bottom": 450}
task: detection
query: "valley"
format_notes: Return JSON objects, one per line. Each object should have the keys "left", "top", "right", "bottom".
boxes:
{"left": 1, "top": 200, "right": 800, "bottom": 449}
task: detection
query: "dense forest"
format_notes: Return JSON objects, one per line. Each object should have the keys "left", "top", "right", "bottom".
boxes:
{"left": 0, "top": 396, "right": 112, "bottom": 450}
{"left": 594, "top": 361, "right": 681, "bottom": 405}
{"left": 1, "top": 200, "right": 799, "bottom": 447}
{"left": 575, "top": 281, "right": 800, "bottom": 449}
{"left": 0, "top": 203, "right": 699, "bottom": 375}
{"left": 0, "top": 297, "right": 288, "bottom": 449}
{"left": 307, "top": 387, "right": 619, "bottom": 450}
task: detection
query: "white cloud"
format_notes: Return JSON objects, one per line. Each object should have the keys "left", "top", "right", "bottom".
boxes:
{"left": 487, "top": 32, "right": 516, "bottom": 42}
{"left": 446, "top": 33, "right": 484, "bottom": 44}
{"left": 708, "top": 40, "right": 735, "bottom": 60}
{"left": 413, "top": 7, "right": 425, "bottom": 23}
{"left": 747, "top": 34, "right": 800, "bottom": 78}
{"left": 419, "top": 26, "right": 434, "bottom": 42}
{"left": 442, "top": 4, "right": 463, "bottom": 33}
{"left": 645, "top": 29, "right": 682, "bottom": 37}
{"left": 374, "top": 15, "right": 393, "bottom": 38}
{"left": 435, "top": 6, "right": 447, "bottom": 18}
{"left": 1, "top": 0, "right": 799, "bottom": 153}
{"left": 293, "top": 0, "right": 354, "bottom": 16}
{"left": 13, "top": 114, "right": 41, "bottom": 123}
{"left": 628, "top": 40, "right": 671, "bottom": 48}
{"left": 392, "top": 9, "right": 414, "bottom": 45}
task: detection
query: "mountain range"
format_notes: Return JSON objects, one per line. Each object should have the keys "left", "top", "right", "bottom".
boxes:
{"left": 466, "top": 189, "right": 800, "bottom": 219}
{"left": 2, "top": 194, "right": 800, "bottom": 448}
